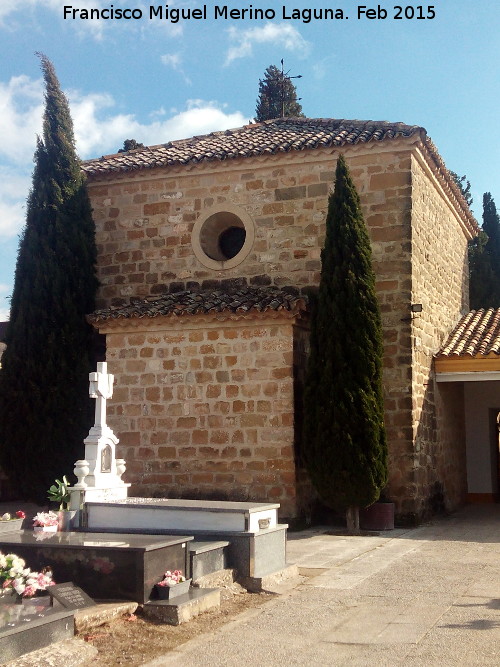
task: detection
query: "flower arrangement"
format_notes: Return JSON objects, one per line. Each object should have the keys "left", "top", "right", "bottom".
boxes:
{"left": 156, "top": 570, "right": 186, "bottom": 587}
{"left": 154, "top": 569, "right": 190, "bottom": 600}
{"left": 0, "top": 511, "right": 25, "bottom": 522}
{"left": 33, "top": 511, "right": 59, "bottom": 528}
{"left": 0, "top": 551, "right": 54, "bottom": 598}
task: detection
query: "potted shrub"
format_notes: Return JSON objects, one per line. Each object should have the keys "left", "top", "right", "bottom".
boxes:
{"left": 154, "top": 570, "right": 191, "bottom": 600}
{"left": 302, "top": 155, "right": 388, "bottom": 533}
{"left": 47, "top": 476, "right": 76, "bottom": 530}
{"left": 0, "top": 511, "right": 26, "bottom": 534}
{"left": 32, "top": 511, "right": 59, "bottom": 533}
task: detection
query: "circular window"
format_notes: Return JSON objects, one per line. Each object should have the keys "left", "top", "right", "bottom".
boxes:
{"left": 192, "top": 205, "right": 255, "bottom": 270}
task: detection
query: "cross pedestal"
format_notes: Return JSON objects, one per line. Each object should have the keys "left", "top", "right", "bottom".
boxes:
{"left": 69, "top": 362, "right": 129, "bottom": 514}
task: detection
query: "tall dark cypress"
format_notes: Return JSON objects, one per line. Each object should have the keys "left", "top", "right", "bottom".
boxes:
{"left": 0, "top": 55, "right": 98, "bottom": 501}
{"left": 469, "top": 193, "right": 500, "bottom": 309}
{"left": 302, "top": 154, "right": 387, "bottom": 531}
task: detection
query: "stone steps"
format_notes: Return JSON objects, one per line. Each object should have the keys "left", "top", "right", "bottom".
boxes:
{"left": 189, "top": 540, "right": 229, "bottom": 581}
{"left": 143, "top": 587, "right": 221, "bottom": 626}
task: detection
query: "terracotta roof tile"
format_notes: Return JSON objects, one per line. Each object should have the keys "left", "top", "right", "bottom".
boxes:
{"left": 82, "top": 116, "right": 477, "bottom": 235}
{"left": 437, "top": 309, "right": 500, "bottom": 357}
{"left": 82, "top": 117, "right": 422, "bottom": 176}
{"left": 88, "top": 286, "right": 307, "bottom": 323}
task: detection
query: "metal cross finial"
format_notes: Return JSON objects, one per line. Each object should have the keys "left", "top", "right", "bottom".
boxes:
{"left": 277, "top": 59, "right": 302, "bottom": 117}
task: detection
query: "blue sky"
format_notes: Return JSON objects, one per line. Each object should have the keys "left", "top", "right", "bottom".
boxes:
{"left": 1, "top": 0, "right": 499, "bottom": 319}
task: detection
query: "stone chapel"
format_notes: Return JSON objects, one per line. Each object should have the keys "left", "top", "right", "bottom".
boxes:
{"left": 82, "top": 117, "right": 480, "bottom": 523}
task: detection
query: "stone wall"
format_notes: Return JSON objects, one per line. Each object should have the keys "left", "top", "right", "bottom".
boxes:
{"left": 88, "top": 144, "right": 413, "bottom": 312}
{"left": 407, "top": 154, "right": 470, "bottom": 519}
{"left": 103, "top": 313, "right": 301, "bottom": 517}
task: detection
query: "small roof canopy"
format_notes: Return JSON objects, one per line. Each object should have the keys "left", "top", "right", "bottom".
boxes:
{"left": 435, "top": 309, "right": 500, "bottom": 381}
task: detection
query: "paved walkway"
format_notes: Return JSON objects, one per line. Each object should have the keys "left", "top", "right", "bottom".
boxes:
{"left": 145, "top": 505, "right": 500, "bottom": 666}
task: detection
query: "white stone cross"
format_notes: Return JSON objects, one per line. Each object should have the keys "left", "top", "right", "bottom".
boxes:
{"left": 89, "top": 362, "right": 114, "bottom": 430}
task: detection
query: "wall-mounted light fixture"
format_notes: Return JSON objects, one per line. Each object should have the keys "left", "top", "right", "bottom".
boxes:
{"left": 401, "top": 303, "right": 423, "bottom": 322}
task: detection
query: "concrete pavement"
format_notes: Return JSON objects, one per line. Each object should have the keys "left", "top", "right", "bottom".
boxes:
{"left": 145, "top": 505, "right": 500, "bottom": 666}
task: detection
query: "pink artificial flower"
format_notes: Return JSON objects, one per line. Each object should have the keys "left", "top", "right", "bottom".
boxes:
{"left": 23, "top": 584, "right": 37, "bottom": 598}
{"left": 15, "top": 511, "right": 26, "bottom": 519}
{"left": 36, "top": 572, "right": 51, "bottom": 589}
{"left": 32, "top": 511, "right": 59, "bottom": 527}
{"left": 157, "top": 569, "right": 186, "bottom": 586}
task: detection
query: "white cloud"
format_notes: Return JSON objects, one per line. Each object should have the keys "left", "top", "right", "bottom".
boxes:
{"left": 0, "top": 0, "right": 108, "bottom": 39}
{"left": 0, "top": 0, "right": 23, "bottom": 22}
{"left": 153, "top": 102, "right": 246, "bottom": 143}
{"left": 0, "top": 72, "right": 248, "bottom": 161}
{"left": 149, "top": 107, "right": 167, "bottom": 119}
{"left": 312, "top": 56, "right": 336, "bottom": 81}
{"left": 0, "top": 283, "right": 12, "bottom": 320}
{"left": 225, "top": 23, "right": 310, "bottom": 65}
{"left": 0, "top": 283, "right": 11, "bottom": 320}
{"left": 67, "top": 91, "right": 247, "bottom": 157}
{"left": 0, "top": 75, "right": 43, "bottom": 164}
{"left": 161, "top": 53, "right": 182, "bottom": 69}
{"left": 0, "top": 195, "right": 26, "bottom": 239}
{"left": 0, "top": 0, "right": 182, "bottom": 40}
{"left": 160, "top": 53, "right": 192, "bottom": 85}
{"left": 0, "top": 168, "right": 30, "bottom": 238}
{"left": 0, "top": 73, "right": 247, "bottom": 240}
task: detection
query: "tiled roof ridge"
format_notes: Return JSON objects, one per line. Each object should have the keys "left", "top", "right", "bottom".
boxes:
{"left": 88, "top": 285, "right": 308, "bottom": 323}
{"left": 420, "top": 135, "right": 477, "bottom": 235}
{"left": 438, "top": 308, "right": 500, "bottom": 357}
{"left": 81, "top": 115, "right": 477, "bottom": 235}
{"left": 82, "top": 117, "right": 423, "bottom": 173}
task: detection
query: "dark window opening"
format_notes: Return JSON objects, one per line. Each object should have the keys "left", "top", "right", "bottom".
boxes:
{"left": 218, "top": 226, "right": 246, "bottom": 260}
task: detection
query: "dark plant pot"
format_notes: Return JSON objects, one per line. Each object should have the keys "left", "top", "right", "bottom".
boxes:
{"left": 154, "top": 579, "right": 191, "bottom": 600}
{"left": 360, "top": 502, "right": 395, "bottom": 531}
{"left": 0, "top": 518, "right": 24, "bottom": 534}
{"left": 57, "top": 510, "right": 78, "bottom": 531}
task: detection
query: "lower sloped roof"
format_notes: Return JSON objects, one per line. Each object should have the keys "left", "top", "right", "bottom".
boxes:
{"left": 437, "top": 309, "right": 500, "bottom": 358}
{"left": 435, "top": 309, "right": 500, "bottom": 376}
{"left": 88, "top": 286, "right": 308, "bottom": 324}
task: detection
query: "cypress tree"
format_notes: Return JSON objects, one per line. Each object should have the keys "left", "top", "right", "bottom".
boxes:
{"left": 449, "top": 171, "right": 473, "bottom": 208}
{"left": 255, "top": 64, "right": 304, "bottom": 121}
{"left": 302, "top": 154, "right": 387, "bottom": 532}
{"left": 0, "top": 54, "right": 98, "bottom": 501}
{"left": 118, "top": 139, "right": 145, "bottom": 153}
{"left": 482, "top": 193, "right": 500, "bottom": 262}
{"left": 469, "top": 193, "right": 500, "bottom": 309}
